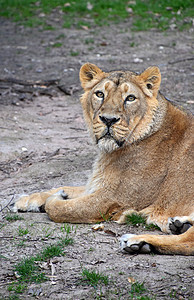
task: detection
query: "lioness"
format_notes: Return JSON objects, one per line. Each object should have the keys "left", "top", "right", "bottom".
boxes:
{"left": 12, "top": 63, "right": 194, "bottom": 255}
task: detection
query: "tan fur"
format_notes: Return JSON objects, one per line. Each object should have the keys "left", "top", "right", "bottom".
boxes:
{"left": 12, "top": 63, "right": 194, "bottom": 255}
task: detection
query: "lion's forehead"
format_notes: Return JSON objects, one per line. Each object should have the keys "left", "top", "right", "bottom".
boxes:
{"left": 95, "top": 76, "right": 140, "bottom": 97}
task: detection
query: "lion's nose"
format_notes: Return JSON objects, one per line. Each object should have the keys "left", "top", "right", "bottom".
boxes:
{"left": 99, "top": 116, "right": 120, "bottom": 127}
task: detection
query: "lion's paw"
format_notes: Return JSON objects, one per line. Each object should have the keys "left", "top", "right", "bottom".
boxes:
{"left": 10, "top": 190, "right": 69, "bottom": 213}
{"left": 119, "top": 234, "right": 152, "bottom": 254}
{"left": 168, "top": 216, "right": 192, "bottom": 235}
{"left": 10, "top": 194, "right": 40, "bottom": 213}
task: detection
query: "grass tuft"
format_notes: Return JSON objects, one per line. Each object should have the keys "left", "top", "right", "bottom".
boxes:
{"left": 129, "top": 281, "right": 153, "bottom": 299}
{"left": 52, "top": 42, "right": 63, "bottom": 48}
{"left": 70, "top": 51, "right": 79, "bottom": 56}
{"left": 39, "top": 244, "right": 65, "bottom": 259}
{"left": 15, "top": 257, "right": 47, "bottom": 283}
{"left": 18, "top": 226, "right": 29, "bottom": 236}
{"left": 7, "top": 283, "right": 27, "bottom": 294}
{"left": 131, "top": 282, "right": 147, "bottom": 294}
{"left": 81, "top": 268, "right": 109, "bottom": 287}
{"left": 126, "top": 213, "right": 160, "bottom": 231}
{"left": 5, "top": 214, "right": 24, "bottom": 222}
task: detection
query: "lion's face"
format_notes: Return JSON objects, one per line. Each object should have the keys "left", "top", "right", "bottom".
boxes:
{"left": 88, "top": 75, "right": 148, "bottom": 152}
{"left": 80, "top": 63, "right": 162, "bottom": 152}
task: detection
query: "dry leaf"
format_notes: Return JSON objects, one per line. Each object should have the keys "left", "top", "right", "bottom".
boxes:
{"left": 64, "top": 3, "right": 71, "bottom": 7}
{"left": 92, "top": 224, "right": 104, "bottom": 231}
{"left": 128, "top": 277, "right": 136, "bottom": 283}
{"left": 100, "top": 42, "right": 108, "bottom": 46}
{"left": 81, "top": 25, "right": 89, "bottom": 30}
{"left": 104, "top": 229, "right": 116, "bottom": 237}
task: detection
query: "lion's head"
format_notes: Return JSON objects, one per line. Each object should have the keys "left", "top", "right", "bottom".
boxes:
{"left": 80, "top": 63, "right": 165, "bottom": 153}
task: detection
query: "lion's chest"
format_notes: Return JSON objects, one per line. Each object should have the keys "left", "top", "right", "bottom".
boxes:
{"left": 85, "top": 148, "right": 169, "bottom": 209}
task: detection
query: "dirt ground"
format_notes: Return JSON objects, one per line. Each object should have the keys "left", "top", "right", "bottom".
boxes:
{"left": 0, "top": 16, "right": 194, "bottom": 299}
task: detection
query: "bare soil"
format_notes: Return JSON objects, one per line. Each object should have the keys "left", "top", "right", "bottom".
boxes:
{"left": 0, "top": 17, "right": 194, "bottom": 299}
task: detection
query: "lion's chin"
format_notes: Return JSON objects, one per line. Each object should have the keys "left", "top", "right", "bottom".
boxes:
{"left": 97, "top": 136, "right": 124, "bottom": 153}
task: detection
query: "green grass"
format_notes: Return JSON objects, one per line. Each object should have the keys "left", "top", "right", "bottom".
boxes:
{"left": 17, "top": 226, "right": 29, "bottom": 236}
{"left": 7, "top": 283, "right": 27, "bottom": 294}
{"left": 70, "top": 51, "right": 79, "bottom": 56}
{"left": 7, "top": 224, "right": 73, "bottom": 298}
{"left": 81, "top": 268, "right": 109, "bottom": 287}
{"left": 5, "top": 214, "right": 24, "bottom": 222}
{"left": 129, "top": 282, "right": 153, "bottom": 299}
{"left": 15, "top": 257, "right": 47, "bottom": 283}
{"left": 17, "top": 240, "right": 26, "bottom": 248}
{"left": 52, "top": 42, "right": 63, "bottom": 48}
{"left": 14, "top": 237, "right": 73, "bottom": 282}
{"left": 131, "top": 282, "right": 147, "bottom": 294}
{"left": 85, "top": 38, "right": 94, "bottom": 45}
{"left": 56, "top": 33, "right": 65, "bottom": 39}
{"left": 126, "top": 213, "right": 160, "bottom": 231}
{"left": 0, "top": 0, "right": 193, "bottom": 30}
{"left": 41, "top": 226, "right": 54, "bottom": 238}
{"left": 128, "top": 0, "right": 194, "bottom": 31}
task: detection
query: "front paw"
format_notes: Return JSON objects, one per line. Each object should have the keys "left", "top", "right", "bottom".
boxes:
{"left": 120, "top": 234, "right": 152, "bottom": 254}
{"left": 10, "top": 194, "right": 31, "bottom": 212}
{"left": 10, "top": 193, "right": 45, "bottom": 213}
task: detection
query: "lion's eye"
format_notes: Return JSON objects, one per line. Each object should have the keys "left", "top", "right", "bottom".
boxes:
{"left": 125, "top": 94, "right": 136, "bottom": 102}
{"left": 95, "top": 91, "right": 104, "bottom": 98}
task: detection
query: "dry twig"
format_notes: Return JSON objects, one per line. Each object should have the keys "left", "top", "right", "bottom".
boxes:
{"left": 0, "top": 194, "right": 15, "bottom": 213}
{"left": 0, "top": 77, "right": 60, "bottom": 86}
{"left": 168, "top": 57, "right": 194, "bottom": 64}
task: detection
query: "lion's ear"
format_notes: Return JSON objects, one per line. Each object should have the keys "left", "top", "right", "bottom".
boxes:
{"left": 80, "top": 63, "right": 105, "bottom": 90}
{"left": 138, "top": 66, "right": 161, "bottom": 97}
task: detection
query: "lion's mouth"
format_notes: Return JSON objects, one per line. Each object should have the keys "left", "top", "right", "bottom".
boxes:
{"left": 97, "top": 132, "right": 124, "bottom": 148}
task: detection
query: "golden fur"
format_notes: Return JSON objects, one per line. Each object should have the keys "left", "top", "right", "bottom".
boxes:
{"left": 12, "top": 63, "right": 194, "bottom": 255}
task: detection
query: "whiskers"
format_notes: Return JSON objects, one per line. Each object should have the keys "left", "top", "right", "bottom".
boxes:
{"left": 93, "top": 122, "right": 128, "bottom": 152}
